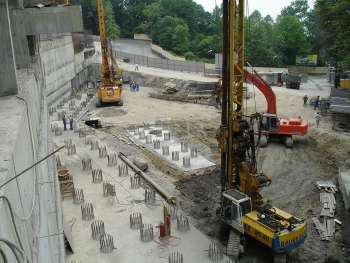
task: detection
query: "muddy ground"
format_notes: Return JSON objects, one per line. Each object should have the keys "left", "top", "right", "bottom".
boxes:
{"left": 92, "top": 71, "right": 350, "bottom": 263}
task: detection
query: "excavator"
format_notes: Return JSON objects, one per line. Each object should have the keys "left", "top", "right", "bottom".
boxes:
{"left": 218, "top": 1, "right": 306, "bottom": 262}
{"left": 96, "top": 0, "right": 123, "bottom": 107}
{"left": 244, "top": 66, "right": 308, "bottom": 147}
{"left": 216, "top": 66, "right": 308, "bottom": 147}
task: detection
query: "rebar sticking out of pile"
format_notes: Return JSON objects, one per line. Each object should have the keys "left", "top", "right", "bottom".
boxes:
{"left": 153, "top": 140, "right": 161, "bottom": 149}
{"left": 48, "top": 107, "right": 56, "bottom": 116}
{"left": 91, "top": 220, "right": 105, "bottom": 240}
{"left": 82, "top": 158, "right": 92, "bottom": 171}
{"left": 69, "top": 100, "right": 76, "bottom": 110}
{"left": 100, "top": 234, "right": 116, "bottom": 253}
{"left": 78, "top": 129, "right": 86, "bottom": 138}
{"left": 130, "top": 212, "right": 143, "bottom": 229}
{"left": 172, "top": 151, "right": 180, "bottom": 161}
{"left": 162, "top": 146, "right": 170, "bottom": 156}
{"left": 146, "top": 135, "right": 152, "bottom": 144}
{"left": 164, "top": 204, "right": 177, "bottom": 219}
{"left": 107, "top": 153, "right": 118, "bottom": 166}
{"left": 208, "top": 242, "right": 223, "bottom": 262}
{"left": 98, "top": 146, "right": 107, "bottom": 158}
{"left": 73, "top": 188, "right": 84, "bottom": 204}
{"left": 85, "top": 136, "right": 93, "bottom": 145}
{"left": 81, "top": 202, "right": 94, "bottom": 221}
{"left": 176, "top": 214, "right": 190, "bottom": 231}
{"left": 181, "top": 142, "right": 188, "bottom": 153}
{"left": 164, "top": 132, "right": 171, "bottom": 141}
{"left": 64, "top": 138, "right": 72, "bottom": 147}
{"left": 90, "top": 140, "right": 99, "bottom": 151}
{"left": 130, "top": 175, "right": 141, "bottom": 189}
{"left": 103, "top": 182, "right": 116, "bottom": 197}
{"left": 56, "top": 155, "right": 62, "bottom": 169}
{"left": 118, "top": 164, "right": 129, "bottom": 177}
{"left": 140, "top": 224, "right": 154, "bottom": 242}
{"left": 182, "top": 156, "right": 191, "bottom": 168}
{"left": 92, "top": 169, "right": 103, "bottom": 183}
{"left": 144, "top": 188, "right": 156, "bottom": 204}
{"left": 168, "top": 251, "right": 184, "bottom": 263}
{"left": 67, "top": 144, "right": 76, "bottom": 156}
{"left": 50, "top": 123, "right": 58, "bottom": 132}
{"left": 54, "top": 127, "right": 63, "bottom": 136}
{"left": 190, "top": 147, "right": 198, "bottom": 158}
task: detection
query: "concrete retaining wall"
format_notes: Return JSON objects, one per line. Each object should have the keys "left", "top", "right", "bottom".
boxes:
{"left": 0, "top": 33, "right": 94, "bottom": 263}
{"left": 40, "top": 35, "right": 75, "bottom": 103}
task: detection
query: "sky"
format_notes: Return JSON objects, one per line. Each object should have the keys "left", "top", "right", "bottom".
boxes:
{"left": 193, "top": 0, "right": 316, "bottom": 18}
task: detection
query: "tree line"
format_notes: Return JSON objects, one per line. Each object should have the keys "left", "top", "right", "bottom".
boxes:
{"left": 73, "top": 0, "right": 350, "bottom": 68}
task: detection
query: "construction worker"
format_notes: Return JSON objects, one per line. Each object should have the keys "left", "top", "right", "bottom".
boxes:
{"left": 69, "top": 114, "right": 74, "bottom": 130}
{"left": 303, "top": 95, "right": 308, "bottom": 106}
{"left": 314, "top": 96, "right": 320, "bottom": 110}
{"left": 315, "top": 112, "right": 321, "bottom": 128}
{"left": 62, "top": 112, "right": 67, "bottom": 130}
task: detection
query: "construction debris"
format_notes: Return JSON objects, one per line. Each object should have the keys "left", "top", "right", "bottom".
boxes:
{"left": 316, "top": 180, "right": 337, "bottom": 193}
{"left": 313, "top": 181, "right": 338, "bottom": 241}
{"left": 320, "top": 192, "right": 336, "bottom": 217}
{"left": 312, "top": 217, "right": 336, "bottom": 241}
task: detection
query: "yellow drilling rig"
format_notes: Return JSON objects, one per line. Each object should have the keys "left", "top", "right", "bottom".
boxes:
{"left": 96, "top": 0, "right": 123, "bottom": 107}
{"left": 218, "top": 1, "right": 306, "bottom": 262}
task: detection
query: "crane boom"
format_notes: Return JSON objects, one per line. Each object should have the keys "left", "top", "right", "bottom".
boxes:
{"left": 95, "top": 0, "right": 123, "bottom": 106}
{"left": 97, "top": 0, "right": 111, "bottom": 84}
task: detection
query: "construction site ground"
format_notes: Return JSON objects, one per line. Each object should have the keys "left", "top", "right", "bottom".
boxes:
{"left": 61, "top": 65, "right": 350, "bottom": 263}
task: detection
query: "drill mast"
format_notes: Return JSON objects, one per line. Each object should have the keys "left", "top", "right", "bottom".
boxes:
{"left": 97, "top": 0, "right": 112, "bottom": 85}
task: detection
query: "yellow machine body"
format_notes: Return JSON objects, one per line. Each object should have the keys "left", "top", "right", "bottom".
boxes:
{"left": 243, "top": 209, "right": 306, "bottom": 253}
{"left": 220, "top": 0, "right": 306, "bottom": 255}
{"left": 96, "top": 0, "right": 123, "bottom": 105}
{"left": 97, "top": 83, "right": 122, "bottom": 104}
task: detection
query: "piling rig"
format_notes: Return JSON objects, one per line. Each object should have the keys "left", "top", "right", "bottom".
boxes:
{"left": 218, "top": 1, "right": 306, "bottom": 261}
{"left": 96, "top": 0, "right": 123, "bottom": 106}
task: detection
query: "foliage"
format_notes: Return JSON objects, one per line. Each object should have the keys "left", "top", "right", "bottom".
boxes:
{"left": 75, "top": 0, "right": 350, "bottom": 66}
{"left": 315, "top": 0, "right": 350, "bottom": 69}
{"left": 73, "top": 0, "right": 119, "bottom": 39}
{"left": 245, "top": 11, "right": 275, "bottom": 66}
{"left": 273, "top": 15, "right": 310, "bottom": 65}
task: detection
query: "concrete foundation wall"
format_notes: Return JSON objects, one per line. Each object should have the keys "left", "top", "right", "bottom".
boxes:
{"left": 0, "top": 32, "right": 93, "bottom": 263}
{"left": 11, "top": 5, "right": 83, "bottom": 68}
{"left": 0, "top": 2, "right": 18, "bottom": 96}
{"left": 40, "top": 35, "right": 76, "bottom": 102}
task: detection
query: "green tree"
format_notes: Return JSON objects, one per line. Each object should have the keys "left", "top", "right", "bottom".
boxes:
{"left": 281, "top": 0, "right": 309, "bottom": 20}
{"left": 245, "top": 11, "right": 275, "bottom": 66}
{"left": 173, "top": 23, "right": 190, "bottom": 54}
{"left": 273, "top": 15, "right": 309, "bottom": 65}
{"left": 315, "top": 0, "right": 350, "bottom": 68}
{"left": 153, "top": 16, "right": 190, "bottom": 55}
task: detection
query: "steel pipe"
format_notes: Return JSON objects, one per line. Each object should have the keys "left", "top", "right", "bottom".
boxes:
{"left": 119, "top": 152, "right": 176, "bottom": 204}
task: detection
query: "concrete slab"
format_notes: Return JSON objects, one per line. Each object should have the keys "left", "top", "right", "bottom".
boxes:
{"left": 128, "top": 125, "right": 215, "bottom": 172}
{"left": 56, "top": 133, "right": 229, "bottom": 263}
{"left": 51, "top": 96, "right": 229, "bottom": 263}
